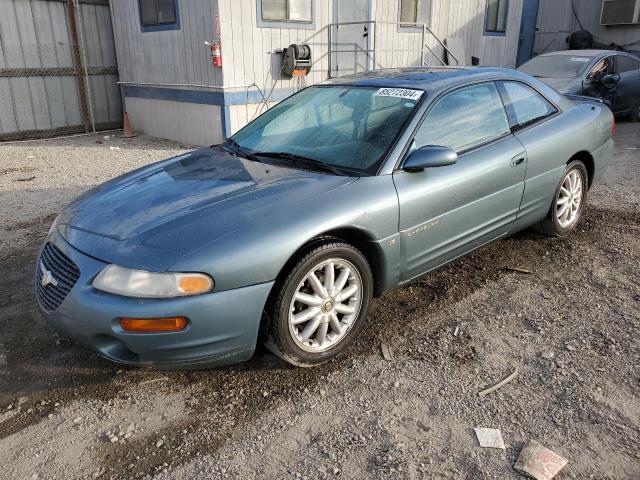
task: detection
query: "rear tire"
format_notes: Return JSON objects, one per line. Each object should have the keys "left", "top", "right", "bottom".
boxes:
{"left": 534, "top": 160, "right": 588, "bottom": 237}
{"left": 265, "top": 241, "right": 373, "bottom": 367}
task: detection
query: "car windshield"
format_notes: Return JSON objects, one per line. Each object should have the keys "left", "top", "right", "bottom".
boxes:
{"left": 518, "top": 55, "right": 593, "bottom": 78}
{"left": 230, "top": 85, "right": 424, "bottom": 175}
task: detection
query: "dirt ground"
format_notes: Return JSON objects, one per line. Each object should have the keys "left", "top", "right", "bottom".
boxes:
{"left": 0, "top": 126, "right": 638, "bottom": 480}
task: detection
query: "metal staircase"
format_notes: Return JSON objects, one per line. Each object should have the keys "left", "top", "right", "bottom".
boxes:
{"left": 328, "top": 20, "right": 461, "bottom": 78}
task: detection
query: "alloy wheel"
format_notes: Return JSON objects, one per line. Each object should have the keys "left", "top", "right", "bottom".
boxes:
{"left": 556, "top": 169, "right": 584, "bottom": 228}
{"left": 288, "top": 258, "right": 363, "bottom": 353}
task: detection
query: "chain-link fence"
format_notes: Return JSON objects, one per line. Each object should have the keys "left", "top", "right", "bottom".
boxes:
{"left": 0, "top": 0, "right": 121, "bottom": 142}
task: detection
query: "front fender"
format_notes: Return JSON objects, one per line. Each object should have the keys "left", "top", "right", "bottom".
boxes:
{"left": 170, "top": 175, "right": 400, "bottom": 293}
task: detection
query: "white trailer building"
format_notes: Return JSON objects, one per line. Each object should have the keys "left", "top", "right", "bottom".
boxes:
{"left": 108, "top": 0, "right": 640, "bottom": 146}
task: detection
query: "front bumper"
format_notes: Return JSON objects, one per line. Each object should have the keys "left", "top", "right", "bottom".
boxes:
{"left": 36, "top": 232, "right": 274, "bottom": 369}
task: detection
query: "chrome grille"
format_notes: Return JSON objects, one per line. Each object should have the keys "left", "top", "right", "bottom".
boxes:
{"left": 35, "top": 242, "right": 80, "bottom": 312}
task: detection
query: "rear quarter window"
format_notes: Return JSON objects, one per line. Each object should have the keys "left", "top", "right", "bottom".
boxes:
{"left": 616, "top": 55, "right": 640, "bottom": 73}
{"left": 499, "top": 81, "right": 557, "bottom": 130}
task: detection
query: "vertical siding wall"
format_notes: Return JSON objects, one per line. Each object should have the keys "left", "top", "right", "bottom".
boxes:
{"left": 534, "top": 0, "right": 640, "bottom": 56}
{"left": 217, "top": 0, "right": 333, "bottom": 134}
{"left": 110, "top": 0, "right": 222, "bottom": 87}
{"left": 0, "top": 0, "right": 121, "bottom": 140}
{"left": 434, "top": 0, "right": 523, "bottom": 67}
{"left": 370, "top": 0, "right": 523, "bottom": 69}
{"left": 109, "top": 0, "right": 227, "bottom": 145}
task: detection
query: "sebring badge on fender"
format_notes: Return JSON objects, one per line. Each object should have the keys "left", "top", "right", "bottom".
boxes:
{"left": 40, "top": 262, "right": 59, "bottom": 288}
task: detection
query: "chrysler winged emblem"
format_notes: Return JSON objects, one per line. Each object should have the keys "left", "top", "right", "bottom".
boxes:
{"left": 40, "top": 262, "right": 59, "bottom": 288}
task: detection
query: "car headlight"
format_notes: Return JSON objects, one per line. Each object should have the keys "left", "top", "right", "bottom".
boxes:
{"left": 93, "top": 265, "right": 214, "bottom": 298}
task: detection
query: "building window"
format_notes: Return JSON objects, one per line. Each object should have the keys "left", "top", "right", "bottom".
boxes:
{"left": 262, "top": 0, "right": 312, "bottom": 22}
{"left": 138, "top": 0, "right": 180, "bottom": 32}
{"left": 400, "top": 0, "right": 432, "bottom": 27}
{"left": 484, "top": 0, "right": 509, "bottom": 35}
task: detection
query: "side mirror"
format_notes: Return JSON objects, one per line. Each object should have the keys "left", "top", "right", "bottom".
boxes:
{"left": 403, "top": 145, "right": 458, "bottom": 172}
{"left": 601, "top": 73, "right": 620, "bottom": 88}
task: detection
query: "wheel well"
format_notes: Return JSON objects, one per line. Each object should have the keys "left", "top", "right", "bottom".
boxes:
{"left": 569, "top": 151, "right": 594, "bottom": 188}
{"left": 257, "top": 228, "right": 386, "bottom": 344}
{"left": 272, "top": 228, "right": 385, "bottom": 299}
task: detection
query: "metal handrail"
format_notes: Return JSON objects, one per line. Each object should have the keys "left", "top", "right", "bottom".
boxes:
{"left": 328, "top": 20, "right": 460, "bottom": 77}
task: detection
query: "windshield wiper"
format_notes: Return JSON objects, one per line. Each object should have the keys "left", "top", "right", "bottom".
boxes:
{"left": 222, "top": 139, "right": 261, "bottom": 163}
{"left": 254, "top": 151, "right": 346, "bottom": 176}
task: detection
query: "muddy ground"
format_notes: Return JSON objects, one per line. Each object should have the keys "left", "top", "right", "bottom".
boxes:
{"left": 0, "top": 126, "right": 638, "bottom": 479}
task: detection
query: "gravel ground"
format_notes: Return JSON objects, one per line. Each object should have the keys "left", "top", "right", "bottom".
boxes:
{"left": 0, "top": 127, "right": 638, "bottom": 480}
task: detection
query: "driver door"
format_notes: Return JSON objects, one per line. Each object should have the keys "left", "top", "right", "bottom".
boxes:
{"left": 583, "top": 56, "right": 617, "bottom": 109}
{"left": 612, "top": 54, "right": 640, "bottom": 114}
{"left": 392, "top": 82, "right": 527, "bottom": 282}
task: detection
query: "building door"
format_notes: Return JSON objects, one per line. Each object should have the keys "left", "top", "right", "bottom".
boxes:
{"left": 331, "top": 0, "right": 371, "bottom": 77}
{"left": 516, "top": 0, "right": 539, "bottom": 67}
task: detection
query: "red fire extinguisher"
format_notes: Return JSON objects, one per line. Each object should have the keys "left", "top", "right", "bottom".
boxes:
{"left": 211, "top": 41, "right": 222, "bottom": 68}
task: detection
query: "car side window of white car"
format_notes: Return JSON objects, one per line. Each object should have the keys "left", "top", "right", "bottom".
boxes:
{"left": 413, "top": 82, "right": 510, "bottom": 153}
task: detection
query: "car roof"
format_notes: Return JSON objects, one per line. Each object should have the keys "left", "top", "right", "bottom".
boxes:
{"left": 538, "top": 49, "right": 639, "bottom": 59}
{"left": 321, "top": 66, "right": 532, "bottom": 95}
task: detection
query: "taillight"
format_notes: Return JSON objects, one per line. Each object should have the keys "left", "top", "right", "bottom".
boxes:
{"left": 611, "top": 117, "right": 616, "bottom": 137}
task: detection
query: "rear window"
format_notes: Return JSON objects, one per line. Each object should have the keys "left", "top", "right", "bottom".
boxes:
{"left": 518, "top": 55, "right": 592, "bottom": 78}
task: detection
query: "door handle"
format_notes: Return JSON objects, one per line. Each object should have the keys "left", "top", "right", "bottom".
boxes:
{"left": 511, "top": 156, "right": 526, "bottom": 167}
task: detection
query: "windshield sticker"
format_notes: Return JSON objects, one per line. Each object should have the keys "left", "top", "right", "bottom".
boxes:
{"left": 570, "top": 57, "right": 590, "bottom": 62}
{"left": 374, "top": 88, "right": 424, "bottom": 100}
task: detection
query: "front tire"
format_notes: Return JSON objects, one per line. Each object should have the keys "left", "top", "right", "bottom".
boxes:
{"left": 534, "top": 160, "right": 588, "bottom": 237}
{"left": 266, "top": 241, "right": 373, "bottom": 367}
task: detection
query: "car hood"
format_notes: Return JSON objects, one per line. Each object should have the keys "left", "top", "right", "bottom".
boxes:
{"left": 58, "top": 147, "right": 357, "bottom": 271}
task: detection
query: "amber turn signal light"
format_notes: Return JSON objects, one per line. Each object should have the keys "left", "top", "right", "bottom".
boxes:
{"left": 178, "top": 275, "right": 213, "bottom": 295}
{"left": 119, "top": 317, "right": 187, "bottom": 333}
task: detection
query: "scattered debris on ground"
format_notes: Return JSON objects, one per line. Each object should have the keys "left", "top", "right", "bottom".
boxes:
{"left": 478, "top": 367, "right": 519, "bottom": 397}
{"left": 380, "top": 343, "right": 393, "bottom": 361}
{"left": 505, "top": 266, "right": 533, "bottom": 274}
{"left": 514, "top": 440, "right": 569, "bottom": 480}
{"left": 473, "top": 428, "right": 505, "bottom": 450}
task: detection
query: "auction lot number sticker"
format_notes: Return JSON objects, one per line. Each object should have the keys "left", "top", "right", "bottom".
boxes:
{"left": 374, "top": 88, "right": 424, "bottom": 100}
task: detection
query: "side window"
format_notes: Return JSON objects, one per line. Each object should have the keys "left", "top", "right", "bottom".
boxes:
{"left": 138, "top": 0, "right": 180, "bottom": 31}
{"left": 588, "top": 57, "right": 613, "bottom": 79}
{"left": 615, "top": 55, "right": 640, "bottom": 73}
{"left": 261, "top": 0, "right": 312, "bottom": 22}
{"left": 485, "top": 0, "right": 509, "bottom": 35}
{"left": 400, "top": 0, "right": 432, "bottom": 27}
{"left": 500, "top": 81, "right": 556, "bottom": 129}
{"left": 414, "top": 83, "right": 510, "bottom": 152}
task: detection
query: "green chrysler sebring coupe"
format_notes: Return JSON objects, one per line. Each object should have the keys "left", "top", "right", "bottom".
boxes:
{"left": 36, "top": 67, "right": 614, "bottom": 368}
